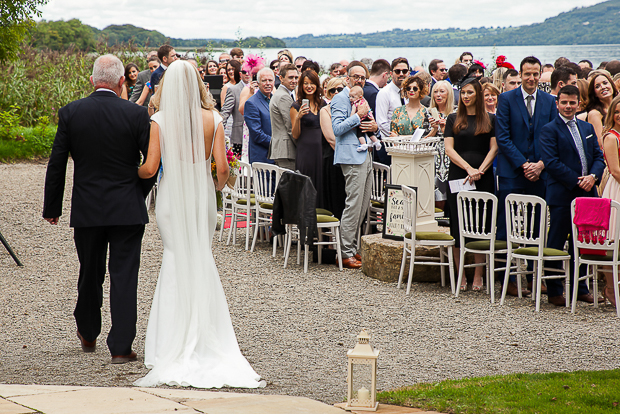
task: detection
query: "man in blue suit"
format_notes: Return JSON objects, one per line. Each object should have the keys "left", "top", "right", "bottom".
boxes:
{"left": 244, "top": 68, "right": 275, "bottom": 165}
{"left": 540, "top": 85, "right": 605, "bottom": 306}
{"left": 331, "top": 61, "right": 378, "bottom": 269}
{"left": 496, "top": 56, "right": 558, "bottom": 297}
{"left": 150, "top": 45, "right": 179, "bottom": 88}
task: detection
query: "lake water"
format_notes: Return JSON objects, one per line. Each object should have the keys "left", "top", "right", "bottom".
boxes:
{"left": 220, "top": 44, "right": 620, "bottom": 70}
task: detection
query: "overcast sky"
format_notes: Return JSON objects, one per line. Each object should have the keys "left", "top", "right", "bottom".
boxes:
{"left": 39, "top": 0, "right": 604, "bottom": 40}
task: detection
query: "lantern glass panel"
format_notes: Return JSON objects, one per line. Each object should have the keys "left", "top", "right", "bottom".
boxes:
{"left": 351, "top": 361, "right": 372, "bottom": 405}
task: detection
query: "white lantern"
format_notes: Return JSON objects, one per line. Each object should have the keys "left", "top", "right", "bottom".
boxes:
{"left": 345, "top": 329, "right": 379, "bottom": 411}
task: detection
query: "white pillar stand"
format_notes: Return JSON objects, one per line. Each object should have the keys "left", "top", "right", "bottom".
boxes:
{"left": 387, "top": 141, "right": 438, "bottom": 232}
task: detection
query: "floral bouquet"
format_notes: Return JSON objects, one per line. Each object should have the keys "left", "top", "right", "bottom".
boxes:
{"left": 211, "top": 136, "right": 241, "bottom": 189}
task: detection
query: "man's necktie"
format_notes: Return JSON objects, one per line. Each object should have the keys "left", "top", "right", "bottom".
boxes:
{"left": 567, "top": 119, "right": 588, "bottom": 176}
{"left": 526, "top": 95, "right": 534, "bottom": 118}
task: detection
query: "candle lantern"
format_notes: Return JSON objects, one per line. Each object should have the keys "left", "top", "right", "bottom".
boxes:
{"left": 345, "top": 329, "right": 379, "bottom": 411}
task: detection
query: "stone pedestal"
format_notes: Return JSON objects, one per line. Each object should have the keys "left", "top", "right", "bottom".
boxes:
{"left": 389, "top": 151, "right": 437, "bottom": 232}
{"left": 360, "top": 233, "right": 474, "bottom": 283}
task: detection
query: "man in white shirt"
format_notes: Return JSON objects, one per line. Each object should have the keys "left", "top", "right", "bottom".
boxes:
{"left": 375, "top": 58, "right": 410, "bottom": 144}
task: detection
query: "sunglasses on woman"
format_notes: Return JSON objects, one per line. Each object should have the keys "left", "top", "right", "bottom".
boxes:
{"left": 328, "top": 87, "right": 344, "bottom": 94}
{"left": 406, "top": 86, "right": 419, "bottom": 92}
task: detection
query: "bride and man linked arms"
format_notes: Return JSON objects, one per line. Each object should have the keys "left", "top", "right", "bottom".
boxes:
{"left": 43, "top": 55, "right": 264, "bottom": 388}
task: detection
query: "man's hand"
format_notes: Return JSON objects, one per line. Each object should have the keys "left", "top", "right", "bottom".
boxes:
{"left": 45, "top": 217, "right": 59, "bottom": 225}
{"left": 523, "top": 161, "right": 544, "bottom": 182}
{"left": 360, "top": 119, "right": 378, "bottom": 133}
{"left": 578, "top": 175, "right": 596, "bottom": 192}
{"left": 356, "top": 102, "right": 370, "bottom": 119}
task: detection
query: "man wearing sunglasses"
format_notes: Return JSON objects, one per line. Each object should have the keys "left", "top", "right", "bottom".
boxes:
{"left": 376, "top": 57, "right": 410, "bottom": 153}
{"left": 150, "top": 45, "right": 180, "bottom": 88}
{"left": 218, "top": 53, "right": 231, "bottom": 69}
{"left": 429, "top": 59, "right": 448, "bottom": 91}
{"left": 331, "top": 61, "right": 378, "bottom": 269}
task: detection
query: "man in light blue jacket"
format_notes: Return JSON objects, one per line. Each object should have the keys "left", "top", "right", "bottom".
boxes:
{"left": 331, "top": 62, "right": 378, "bottom": 269}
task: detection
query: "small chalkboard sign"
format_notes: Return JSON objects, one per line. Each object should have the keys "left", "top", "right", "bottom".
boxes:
{"left": 382, "top": 184, "right": 416, "bottom": 241}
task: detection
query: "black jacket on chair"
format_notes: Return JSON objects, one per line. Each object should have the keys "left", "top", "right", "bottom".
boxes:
{"left": 272, "top": 171, "right": 317, "bottom": 245}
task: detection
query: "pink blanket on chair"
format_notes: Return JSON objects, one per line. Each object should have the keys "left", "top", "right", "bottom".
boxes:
{"left": 574, "top": 197, "right": 611, "bottom": 255}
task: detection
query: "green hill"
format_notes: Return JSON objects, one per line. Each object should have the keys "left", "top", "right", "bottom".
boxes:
{"left": 283, "top": 0, "right": 620, "bottom": 47}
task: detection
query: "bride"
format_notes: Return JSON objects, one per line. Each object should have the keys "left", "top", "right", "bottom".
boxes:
{"left": 135, "top": 60, "right": 264, "bottom": 388}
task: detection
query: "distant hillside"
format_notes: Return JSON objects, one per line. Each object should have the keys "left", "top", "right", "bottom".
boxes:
{"left": 29, "top": 20, "right": 285, "bottom": 51}
{"left": 283, "top": 0, "right": 620, "bottom": 47}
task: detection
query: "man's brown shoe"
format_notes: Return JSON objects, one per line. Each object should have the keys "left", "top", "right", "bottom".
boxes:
{"left": 506, "top": 282, "right": 531, "bottom": 297}
{"left": 527, "top": 281, "right": 547, "bottom": 294}
{"left": 576, "top": 293, "right": 603, "bottom": 304}
{"left": 111, "top": 351, "right": 137, "bottom": 364}
{"left": 548, "top": 295, "right": 567, "bottom": 306}
{"left": 341, "top": 257, "right": 362, "bottom": 269}
{"left": 77, "top": 331, "right": 96, "bottom": 353}
{"left": 354, "top": 253, "right": 362, "bottom": 262}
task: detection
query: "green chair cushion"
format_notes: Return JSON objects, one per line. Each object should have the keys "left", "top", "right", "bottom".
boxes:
{"left": 237, "top": 198, "right": 255, "bottom": 206}
{"left": 513, "top": 247, "right": 569, "bottom": 257}
{"left": 581, "top": 251, "right": 615, "bottom": 261}
{"left": 435, "top": 208, "right": 443, "bottom": 213}
{"left": 316, "top": 208, "right": 333, "bottom": 216}
{"left": 227, "top": 194, "right": 255, "bottom": 199}
{"left": 371, "top": 200, "right": 385, "bottom": 208}
{"left": 465, "top": 240, "right": 514, "bottom": 250}
{"left": 415, "top": 232, "right": 454, "bottom": 241}
{"left": 259, "top": 202, "right": 273, "bottom": 209}
{"left": 317, "top": 215, "right": 339, "bottom": 223}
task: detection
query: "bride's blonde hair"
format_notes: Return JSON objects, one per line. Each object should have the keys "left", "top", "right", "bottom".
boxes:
{"left": 149, "top": 61, "right": 216, "bottom": 114}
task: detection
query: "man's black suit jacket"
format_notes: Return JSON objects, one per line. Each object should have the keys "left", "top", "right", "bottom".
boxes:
{"left": 43, "top": 90, "right": 154, "bottom": 228}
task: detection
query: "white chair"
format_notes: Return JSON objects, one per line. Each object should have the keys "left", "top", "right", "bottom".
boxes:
{"left": 571, "top": 199, "right": 620, "bottom": 317}
{"left": 454, "top": 191, "right": 510, "bottom": 303}
{"left": 364, "top": 162, "right": 390, "bottom": 235}
{"left": 397, "top": 186, "right": 455, "bottom": 295}
{"left": 283, "top": 214, "right": 343, "bottom": 273}
{"left": 227, "top": 161, "right": 254, "bottom": 250}
{"left": 250, "top": 162, "right": 281, "bottom": 256}
{"left": 500, "top": 194, "right": 570, "bottom": 311}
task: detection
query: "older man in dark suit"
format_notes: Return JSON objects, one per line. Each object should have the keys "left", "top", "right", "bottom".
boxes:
{"left": 43, "top": 55, "right": 154, "bottom": 364}
{"left": 540, "top": 85, "right": 605, "bottom": 306}
{"left": 244, "top": 68, "right": 275, "bottom": 165}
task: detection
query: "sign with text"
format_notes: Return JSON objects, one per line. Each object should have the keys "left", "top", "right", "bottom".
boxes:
{"left": 382, "top": 184, "right": 416, "bottom": 241}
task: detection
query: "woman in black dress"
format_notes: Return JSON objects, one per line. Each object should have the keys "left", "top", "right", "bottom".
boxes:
{"left": 290, "top": 70, "right": 326, "bottom": 208}
{"left": 445, "top": 77, "right": 498, "bottom": 292}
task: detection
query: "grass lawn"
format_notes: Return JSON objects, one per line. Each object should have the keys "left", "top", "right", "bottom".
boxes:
{"left": 377, "top": 369, "right": 620, "bottom": 413}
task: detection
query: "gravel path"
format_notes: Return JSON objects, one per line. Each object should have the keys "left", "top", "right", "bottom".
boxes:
{"left": 1, "top": 160, "right": 620, "bottom": 405}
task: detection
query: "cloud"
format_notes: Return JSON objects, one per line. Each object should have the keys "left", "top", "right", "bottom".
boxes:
{"left": 39, "top": 0, "right": 605, "bottom": 39}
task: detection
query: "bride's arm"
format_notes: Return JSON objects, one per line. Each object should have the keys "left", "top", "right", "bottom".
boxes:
{"left": 212, "top": 122, "right": 229, "bottom": 191}
{"left": 138, "top": 122, "right": 161, "bottom": 179}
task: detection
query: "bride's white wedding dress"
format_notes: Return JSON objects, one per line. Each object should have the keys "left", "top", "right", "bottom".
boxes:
{"left": 134, "top": 107, "right": 264, "bottom": 388}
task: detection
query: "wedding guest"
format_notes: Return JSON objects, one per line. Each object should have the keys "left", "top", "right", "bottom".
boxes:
{"left": 121, "top": 63, "right": 139, "bottom": 100}
{"left": 269, "top": 63, "right": 299, "bottom": 170}
{"left": 554, "top": 57, "right": 570, "bottom": 68}
{"left": 230, "top": 47, "right": 244, "bottom": 63}
{"left": 614, "top": 73, "right": 620, "bottom": 92}
{"left": 492, "top": 67, "right": 507, "bottom": 91}
{"left": 295, "top": 56, "right": 307, "bottom": 71}
{"left": 376, "top": 57, "right": 410, "bottom": 145}
{"left": 244, "top": 68, "right": 275, "bottom": 165}
{"left": 414, "top": 71, "right": 433, "bottom": 107}
{"left": 586, "top": 72, "right": 618, "bottom": 147}
{"left": 219, "top": 67, "right": 228, "bottom": 84}
{"left": 206, "top": 60, "right": 219, "bottom": 75}
{"left": 429, "top": 59, "right": 447, "bottom": 90}
{"left": 579, "top": 59, "right": 593, "bottom": 72}
{"left": 130, "top": 52, "right": 158, "bottom": 105}
{"left": 270, "top": 60, "right": 281, "bottom": 88}
{"left": 220, "top": 60, "right": 245, "bottom": 156}
{"left": 364, "top": 59, "right": 391, "bottom": 164}
{"left": 550, "top": 65, "right": 578, "bottom": 96}
{"left": 466, "top": 63, "right": 484, "bottom": 79}
{"left": 277, "top": 49, "right": 294, "bottom": 64}
{"left": 600, "top": 95, "right": 620, "bottom": 308}
{"left": 448, "top": 64, "right": 468, "bottom": 103}
{"left": 605, "top": 60, "right": 620, "bottom": 77}
{"left": 330, "top": 63, "right": 344, "bottom": 77}
{"left": 426, "top": 80, "right": 455, "bottom": 211}
{"left": 482, "top": 83, "right": 500, "bottom": 114}
{"left": 576, "top": 78, "right": 590, "bottom": 119}
{"left": 151, "top": 45, "right": 179, "bottom": 88}
{"left": 198, "top": 65, "right": 206, "bottom": 80}
{"left": 320, "top": 77, "right": 347, "bottom": 219}
{"left": 301, "top": 60, "right": 321, "bottom": 74}
{"left": 220, "top": 59, "right": 241, "bottom": 108}
{"left": 218, "top": 53, "right": 231, "bottom": 69}
{"left": 445, "top": 77, "right": 498, "bottom": 292}
{"left": 501, "top": 69, "right": 521, "bottom": 92}
{"left": 459, "top": 52, "right": 473, "bottom": 67}
{"left": 390, "top": 76, "right": 429, "bottom": 136}
{"left": 291, "top": 70, "right": 326, "bottom": 207}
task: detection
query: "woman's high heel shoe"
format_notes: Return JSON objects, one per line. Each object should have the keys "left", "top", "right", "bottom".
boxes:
{"left": 460, "top": 283, "right": 467, "bottom": 292}
{"left": 604, "top": 287, "right": 617, "bottom": 308}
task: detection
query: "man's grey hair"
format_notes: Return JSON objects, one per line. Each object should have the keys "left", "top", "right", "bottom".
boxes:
{"left": 257, "top": 67, "right": 274, "bottom": 83}
{"left": 92, "top": 54, "right": 124, "bottom": 88}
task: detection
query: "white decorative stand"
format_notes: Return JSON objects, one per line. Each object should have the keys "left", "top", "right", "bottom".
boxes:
{"left": 385, "top": 137, "right": 439, "bottom": 232}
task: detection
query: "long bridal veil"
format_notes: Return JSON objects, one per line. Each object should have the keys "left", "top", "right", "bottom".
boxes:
{"left": 135, "top": 60, "right": 264, "bottom": 388}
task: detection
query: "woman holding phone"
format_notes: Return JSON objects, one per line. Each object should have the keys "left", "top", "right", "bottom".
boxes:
{"left": 291, "top": 70, "right": 326, "bottom": 207}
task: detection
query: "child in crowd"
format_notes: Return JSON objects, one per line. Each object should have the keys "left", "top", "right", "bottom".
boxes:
{"left": 349, "top": 86, "right": 382, "bottom": 152}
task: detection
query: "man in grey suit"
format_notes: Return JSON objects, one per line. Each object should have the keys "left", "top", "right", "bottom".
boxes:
{"left": 221, "top": 77, "right": 246, "bottom": 155}
{"left": 268, "top": 64, "right": 299, "bottom": 170}
{"left": 129, "top": 51, "right": 158, "bottom": 106}
{"left": 331, "top": 62, "right": 378, "bottom": 269}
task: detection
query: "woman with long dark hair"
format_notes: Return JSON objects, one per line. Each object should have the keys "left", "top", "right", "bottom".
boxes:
{"left": 586, "top": 72, "right": 618, "bottom": 147}
{"left": 445, "top": 77, "right": 498, "bottom": 291}
{"left": 121, "top": 63, "right": 139, "bottom": 100}
{"left": 290, "top": 69, "right": 326, "bottom": 207}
